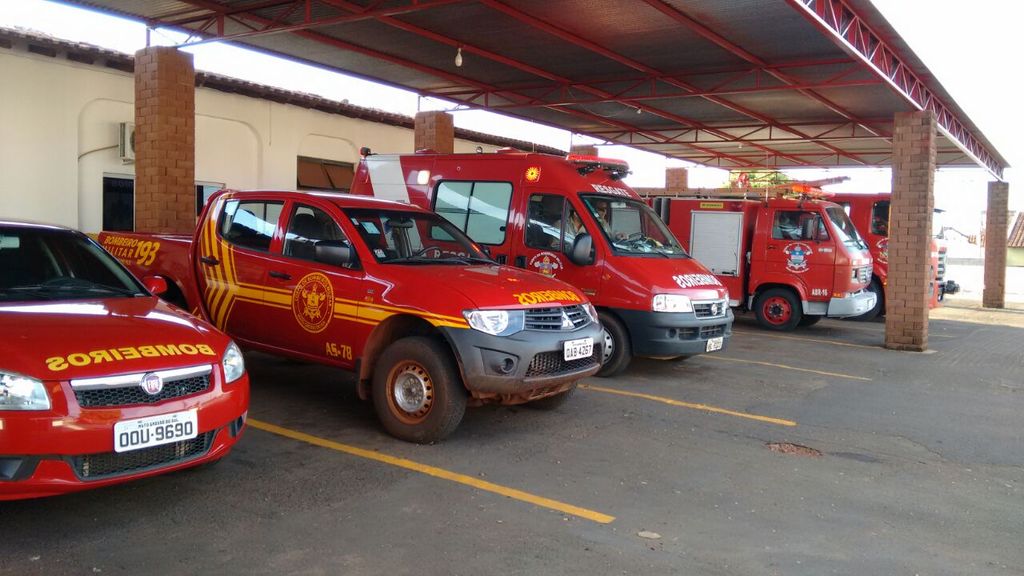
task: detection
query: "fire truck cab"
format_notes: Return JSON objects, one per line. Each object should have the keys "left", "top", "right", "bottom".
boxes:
{"left": 352, "top": 149, "right": 733, "bottom": 376}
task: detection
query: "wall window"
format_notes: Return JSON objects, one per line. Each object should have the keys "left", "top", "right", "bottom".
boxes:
{"left": 102, "top": 176, "right": 135, "bottom": 231}
{"left": 218, "top": 199, "right": 283, "bottom": 252}
{"left": 297, "top": 157, "right": 354, "bottom": 191}
{"left": 196, "top": 183, "right": 224, "bottom": 215}
{"left": 434, "top": 181, "right": 512, "bottom": 245}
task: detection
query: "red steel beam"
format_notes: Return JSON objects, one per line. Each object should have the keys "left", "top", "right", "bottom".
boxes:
{"left": 479, "top": 0, "right": 870, "bottom": 166}
{"left": 786, "top": 0, "right": 1004, "bottom": 179}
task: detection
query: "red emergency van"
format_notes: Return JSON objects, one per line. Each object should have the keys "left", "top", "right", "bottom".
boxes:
{"left": 653, "top": 190, "right": 875, "bottom": 330}
{"left": 100, "top": 191, "right": 603, "bottom": 443}
{"left": 351, "top": 150, "right": 733, "bottom": 376}
{"left": 1, "top": 221, "right": 249, "bottom": 500}
{"left": 831, "top": 192, "right": 959, "bottom": 318}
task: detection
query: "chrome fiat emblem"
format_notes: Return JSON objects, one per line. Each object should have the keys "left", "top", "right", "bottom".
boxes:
{"left": 140, "top": 373, "right": 163, "bottom": 396}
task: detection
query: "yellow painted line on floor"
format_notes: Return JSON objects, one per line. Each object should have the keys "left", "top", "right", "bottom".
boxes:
{"left": 247, "top": 418, "right": 615, "bottom": 524}
{"left": 731, "top": 329, "right": 879, "bottom": 350}
{"left": 582, "top": 385, "right": 796, "bottom": 427}
{"left": 702, "top": 355, "right": 872, "bottom": 381}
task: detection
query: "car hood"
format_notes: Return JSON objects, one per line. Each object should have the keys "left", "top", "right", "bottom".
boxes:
{"left": 0, "top": 297, "right": 228, "bottom": 380}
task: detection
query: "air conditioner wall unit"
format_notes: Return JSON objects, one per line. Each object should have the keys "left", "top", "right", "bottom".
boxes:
{"left": 119, "top": 122, "right": 135, "bottom": 163}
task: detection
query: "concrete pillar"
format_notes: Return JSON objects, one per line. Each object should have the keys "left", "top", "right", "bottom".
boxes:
{"left": 570, "top": 144, "right": 598, "bottom": 156}
{"left": 666, "top": 167, "right": 688, "bottom": 192}
{"left": 983, "top": 181, "right": 1009, "bottom": 308}
{"left": 133, "top": 47, "right": 195, "bottom": 234}
{"left": 885, "top": 111, "right": 935, "bottom": 352}
{"left": 414, "top": 111, "right": 454, "bottom": 154}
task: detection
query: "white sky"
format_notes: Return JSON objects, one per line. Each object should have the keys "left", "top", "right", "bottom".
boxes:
{"left": 1, "top": 0, "right": 1019, "bottom": 235}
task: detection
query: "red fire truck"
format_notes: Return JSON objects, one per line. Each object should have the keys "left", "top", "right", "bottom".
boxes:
{"left": 830, "top": 192, "right": 959, "bottom": 318}
{"left": 1, "top": 221, "right": 249, "bottom": 500}
{"left": 350, "top": 149, "right": 733, "bottom": 377}
{"left": 651, "top": 188, "right": 875, "bottom": 330}
{"left": 100, "top": 190, "right": 603, "bottom": 443}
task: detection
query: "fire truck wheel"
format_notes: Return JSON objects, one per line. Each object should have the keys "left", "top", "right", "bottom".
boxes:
{"left": 754, "top": 288, "right": 802, "bottom": 331}
{"left": 849, "top": 279, "right": 883, "bottom": 321}
{"left": 596, "top": 311, "right": 632, "bottom": 377}
{"left": 372, "top": 337, "right": 467, "bottom": 443}
{"left": 526, "top": 383, "right": 577, "bottom": 410}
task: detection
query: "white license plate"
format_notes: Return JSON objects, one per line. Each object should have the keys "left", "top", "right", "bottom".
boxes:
{"left": 705, "top": 336, "right": 724, "bottom": 352}
{"left": 564, "top": 337, "right": 594, "bottom": 361}
{"left": 114, "top": 409, "right": 198, "bottom": 453}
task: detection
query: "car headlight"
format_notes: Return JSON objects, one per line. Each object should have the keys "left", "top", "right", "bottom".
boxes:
{"left": 463, "top": 309, "right": 526, "bottom": 336}
{"left": 0, "top": 371, "right": 50, "bottom": 411}
{"left": 652, "top": 294, "right": 694, "bottom": 313}
{"left": 222, "top": 342, "right": 245, "bottom": 383}
{"left": 583, "top": 302, "right": 599, "bottom": 323}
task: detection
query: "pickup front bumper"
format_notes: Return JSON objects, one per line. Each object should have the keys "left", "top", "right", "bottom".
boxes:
{"left": 442, "top": 322, "right": 603, "bottom": 402}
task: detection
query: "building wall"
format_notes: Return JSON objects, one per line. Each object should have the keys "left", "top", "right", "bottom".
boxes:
{"left": 0, "top": 48, "right": 498, "bottom": 232}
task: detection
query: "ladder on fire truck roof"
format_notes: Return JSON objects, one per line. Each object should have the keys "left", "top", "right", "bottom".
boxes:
{"left": 640, "top": 177, "right": 848, "bottom": 202}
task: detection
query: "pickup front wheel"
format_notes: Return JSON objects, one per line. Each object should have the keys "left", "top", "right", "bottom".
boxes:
{"left": 372, "top": 337, "right": 467, "bottom": 443}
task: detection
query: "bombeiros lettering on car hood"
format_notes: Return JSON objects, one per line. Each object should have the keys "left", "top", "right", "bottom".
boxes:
{"left": 672, "top": 274, "right": 723, "bottom": 289}
{"left": 0, "top": 297, "right": 228, "bottom": 379}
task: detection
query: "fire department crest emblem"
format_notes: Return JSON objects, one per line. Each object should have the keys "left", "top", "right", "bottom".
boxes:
{"left": 292, "top": 272, "right": 334, "bottom": 333}
{"left": 784, "top": 242, "right": 813, "bottom": 273}
{"left": 529, "top": 252, "right": 563, "bottom": 277}
{"left": 876, "top": 238, "right": 888, "bottom": 264}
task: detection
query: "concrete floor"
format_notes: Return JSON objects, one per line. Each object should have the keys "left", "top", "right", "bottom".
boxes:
{"left": 2, "top": 312, "right": 1022, "bottom": 576}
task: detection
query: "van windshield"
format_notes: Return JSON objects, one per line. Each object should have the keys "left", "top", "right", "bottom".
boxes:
{"left": 580, "top": 194, "right": 688, "bottom": 258}
{"left": 825, "top": 206, "right": 867, "bottom": 250}
{"left": 345, "top": 209, "right": 493, "bottom": 265}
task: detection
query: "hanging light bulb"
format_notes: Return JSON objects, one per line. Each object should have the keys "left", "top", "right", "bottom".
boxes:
{"left": 455, "top": 46, "right": 463, "bottom": 68}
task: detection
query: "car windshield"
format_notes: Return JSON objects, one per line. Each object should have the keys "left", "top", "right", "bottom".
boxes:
{"left": 345, "top": 209, "right": 493, "bottom": 265}
{"left": 0, "top": 226, "right": 146, "bottom": 302}
{"left": 826, "top": 206, "right": 867, "bottom": 249}
{"left": 580, "top": 194, "right": 688, "bottom": 257}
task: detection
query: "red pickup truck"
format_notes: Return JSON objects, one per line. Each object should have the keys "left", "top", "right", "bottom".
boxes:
{"left": 100, "top": 190, "right": 603, "bottom": 443}
{"left": 1, "top": 221, "right": 249, "bottom": 500}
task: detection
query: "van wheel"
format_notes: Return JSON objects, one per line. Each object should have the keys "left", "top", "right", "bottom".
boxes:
{"left": 754, "top": 288, "right": 802, "bottom": 331}
{"left": 798, "top": 315, "right": 822, "bottom": 327}
{"left": 526, "top": 384, "right": 576, "bottom": 410}
{"left": 372, "top": 337, "right": 466, "bottom": 443}
{"left": 597, "top": 312, "right": 632, "bottom": 377}
{"left": 849, "top": 279, "right": 884, "bottom": 321}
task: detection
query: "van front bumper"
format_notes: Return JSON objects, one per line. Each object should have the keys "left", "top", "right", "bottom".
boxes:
{"left": 613, "top": 307, "right": 733, "bottom": 357}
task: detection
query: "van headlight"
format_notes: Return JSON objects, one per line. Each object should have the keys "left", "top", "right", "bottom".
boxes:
{"left": 463, "top": 309, "right": 526, "bottom": 336}
{"left": 222, "top": 342, "right": 245, "bottom": 383}
{"left": 0, "top": 371, "right": 50, "bottom": 411}
{"left": 652, "top": 294, "right": 693, "bottom": 313}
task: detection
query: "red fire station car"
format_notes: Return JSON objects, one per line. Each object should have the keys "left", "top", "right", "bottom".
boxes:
{"left": 350, "top": 149, "right": 733, "bottom": 376}
{"left": 1, "top": 221, "right": 249, "bottom": 500}
{"left": 831, "top": 192, "right": 959, "bottom": 319}
{"left": 100, "top": 191, "right": 603, "bottom": 443}
{"left": 652, "top": 189, "right": 875, "bottom": 330}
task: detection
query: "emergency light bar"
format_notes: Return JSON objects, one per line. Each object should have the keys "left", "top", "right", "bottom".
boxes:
{"left": 566, "top": 154, "right": 630, "bottom": 180}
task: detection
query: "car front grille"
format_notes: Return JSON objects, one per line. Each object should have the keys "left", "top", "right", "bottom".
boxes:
{"left": 693, "top": 300, "right": 728, "bottom": 319}
{"left": 74, "top": 374, "right": 211, "bottom": 408}
{"left": 675, "top": 324, "right": 727, "bottom": 341}
{"left": 525, "top": 345, "right": 601, "bottom": 378}
{"left": 70, "top": 431, "right": 216, "bottom": 481}
{"left": 524, "top": 305, "right": 590, "bottom": 331}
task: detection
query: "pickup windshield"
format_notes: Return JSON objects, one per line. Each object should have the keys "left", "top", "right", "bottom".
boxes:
{"left": 345, "top": 209, "right": 493, "bottom": 265}
{"left": 825, "top": 206, "right": 868, "bottom": 249}
{"left": 0, "top": 226, "right": 146, "bottom": 302}
{"left": 580, "top": 194, "right": 689, "bottom": 257}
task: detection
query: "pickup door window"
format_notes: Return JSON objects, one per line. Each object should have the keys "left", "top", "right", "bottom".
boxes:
{"left": 257, "top": 202, "right": 366, "bottom": 368}
{"left": 200, "top": 198, "right": 284, "bottom": 337}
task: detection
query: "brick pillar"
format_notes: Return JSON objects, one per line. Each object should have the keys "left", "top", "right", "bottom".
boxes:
{"left": 666, "top": 167, "right": 688, "bottom": 192}
{"left": 134, "top": 47, "right": 195, "bottom": 234}
{"left": 983, "top": 181, "right": 1009, "bottom": 308}
{"left": 570, "top": 144, "right": 598, "bottom": 156}
{"left": 414, "top": 111, "right": 454, "bottom": 154}
{"left": 884, "top": 111, "right": 935, "bottom": 352}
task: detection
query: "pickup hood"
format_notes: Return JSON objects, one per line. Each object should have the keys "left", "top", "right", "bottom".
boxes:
{"left": 0, "top": 297, "right": 229, "bottom": 380}
{"left": 603, "top": 257, "right": 728, "bottom": 308}
{"left": 374, "top": 264, "right": 589, "bottom": 312}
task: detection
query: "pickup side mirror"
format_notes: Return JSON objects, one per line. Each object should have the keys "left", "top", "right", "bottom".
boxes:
{"left": 568, "top": 233, "right": 595, "bottom": 266}
{"left": 315, "top": 241, "right": 356, "bottom": 267}
{"left": 142, "top": 275, "right": 168, "bottom": 296}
